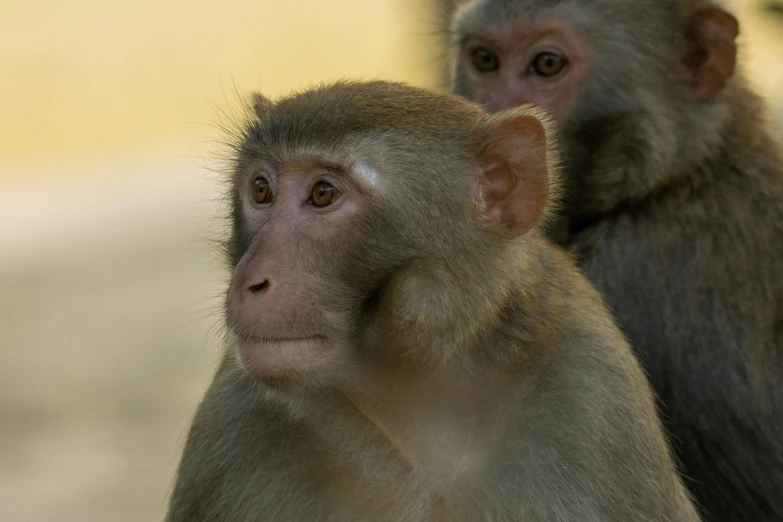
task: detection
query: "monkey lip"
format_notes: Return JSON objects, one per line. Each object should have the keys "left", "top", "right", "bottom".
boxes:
{"left": 232, "top": 332, "right": 334, "bottom": 377}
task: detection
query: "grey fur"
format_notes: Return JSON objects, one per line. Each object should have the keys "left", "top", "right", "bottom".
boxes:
{"left": 443, "top": 1, "right": 783, "bottom": 520}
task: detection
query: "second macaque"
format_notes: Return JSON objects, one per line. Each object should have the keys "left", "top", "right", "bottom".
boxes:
{"left": 444, "top": 1, "right": 783, "bottom": 519}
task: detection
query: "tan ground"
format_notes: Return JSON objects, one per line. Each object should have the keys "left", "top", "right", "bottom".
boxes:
{"left": 0, "top": 1, "right": 780, "bottom": 521}
{"left": 0, "top": 155, "right": 226, "bottom": 521}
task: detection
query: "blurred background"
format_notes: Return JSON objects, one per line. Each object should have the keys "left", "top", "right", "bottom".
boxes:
{"left": 0, "top": 1, "right": 780, "bottom": 521}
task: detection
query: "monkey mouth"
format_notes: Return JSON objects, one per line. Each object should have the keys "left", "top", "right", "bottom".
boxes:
{"left": 231, "top": 331, "right": 333, "bottom": 377}
{"left": 239, "top": 332, "right": 325, "bottom": 344}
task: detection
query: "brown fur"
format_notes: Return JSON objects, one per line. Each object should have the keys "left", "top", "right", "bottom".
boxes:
{"left": 166, "top": 81, "right": 699, "bottom": 521}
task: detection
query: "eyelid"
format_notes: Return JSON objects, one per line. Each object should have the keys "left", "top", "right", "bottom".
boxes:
{"left": 531, "top": 50, "right": 567, "bottom": 62}
{"left": 527, "top": 40, "right": 568, "bottom": 59}
{"left": 461, "top": 33, "right": 498, "bottom": 49}
{"left": 250, "top": 168, "right": 276, "bottom": 183}
{"left": 468, "top": 43, "right": 499, "bottom": 58}
{"left": 309, "top": 173, "right": 347, "bottom": 194}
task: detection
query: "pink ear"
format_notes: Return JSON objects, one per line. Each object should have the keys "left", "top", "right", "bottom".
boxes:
{"left": 477, "top": 111, "right": 549, "bottom": 238}
{"left": 684, "top": 6, "right": 739, "bottom": 101}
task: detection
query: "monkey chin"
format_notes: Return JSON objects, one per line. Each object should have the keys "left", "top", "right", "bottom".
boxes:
{"left": 229, "top": 331, "right": 337, "bottom": 380}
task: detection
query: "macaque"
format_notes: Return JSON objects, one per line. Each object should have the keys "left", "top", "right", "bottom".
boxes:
{"left": 166, "top": 81, "right": 699, "bottom": 522}
{"left": 444, "top": 0, "right": 783, "bottom": 520}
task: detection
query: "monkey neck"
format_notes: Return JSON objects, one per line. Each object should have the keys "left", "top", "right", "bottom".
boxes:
{"left": 333, "top": 245, "right": 568, "bottom": 487}
{"left": 259, "top": 242, "right": 573, "bottom": 490}
{"left": 564, "top": 76, "right": 772, "bottom": 237}
{"left": 673, "top": 76, "right": 774, "bottom": 185}
{"left": 338, "top": 359, "right": 530, "bottom": 489}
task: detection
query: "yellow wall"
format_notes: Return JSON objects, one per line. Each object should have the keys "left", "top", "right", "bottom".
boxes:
{"left": 0, "top": 0, "right": 778, "bottom": 173}
{"left": 0, "top": 0, "right": 439, "bottom": 165}
{"left": 0, "top": 5, "right": 440, "bottom": 519}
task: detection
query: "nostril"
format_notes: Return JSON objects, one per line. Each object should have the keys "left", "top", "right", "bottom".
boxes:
{"left": 248, "top": 279, "right": 269, "bottom": 293}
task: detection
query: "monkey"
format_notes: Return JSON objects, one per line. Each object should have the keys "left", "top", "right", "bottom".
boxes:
{"left": 166, "top": 80, "right": 701, "bottom": 522}
{"left": 442, "top": 1, "right": 783, "bottom": 520}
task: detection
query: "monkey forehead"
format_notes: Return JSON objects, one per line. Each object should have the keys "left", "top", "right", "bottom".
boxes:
{"left": 269, "top": 146, "right": 386, "bottom": 191}
{"left": 246, "top": 81, "right": 484, "bottom": 156}
{"left": 453, "top": 0, "right": 679, "bottom": 52}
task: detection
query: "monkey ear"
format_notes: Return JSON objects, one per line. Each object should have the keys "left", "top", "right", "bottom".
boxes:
{"left": 684, "top": 5, "right": 739, "bottom": 102}
{"left": 475, "top": 109, "right": 549, "bottom": 239}
{"left": 251, "top": 92, "right": 274, "bottom": 120}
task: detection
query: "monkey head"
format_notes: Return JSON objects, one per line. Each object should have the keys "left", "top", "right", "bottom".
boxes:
{"left": 448, "top": 0, "right": 740, "bottom": 217}
{"left": 224, "top": 81, "right": 559, "bottom": 387}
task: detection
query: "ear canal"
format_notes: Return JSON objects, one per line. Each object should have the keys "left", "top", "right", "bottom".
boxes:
{"left": 476, "top": 108, "right": 550, "bottom": 239}
{"left": 251, "top": 92, "right": 274, "bottom": 120}
{"left": 684, "top": 6, "right": 739, "bottom": 101}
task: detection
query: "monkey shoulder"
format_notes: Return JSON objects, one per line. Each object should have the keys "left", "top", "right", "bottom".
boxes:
{"left": 563, "top": 169, "right": 783, "bottom": 518}
{"left": 572, "top": 172, "right": 783, "bottom": 325}
{"left": 572, "top": 187, "right": 783, "bottom": 396}
{"left": 509, "top": 332, "right": 693, "bottom": 521}
{"left": 524, "top": 262, "right": 673, "bottom": 475}
{"left": 168, "top": 358, "right": 315, "bottom": 521}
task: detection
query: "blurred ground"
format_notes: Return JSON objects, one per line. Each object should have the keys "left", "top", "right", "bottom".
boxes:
{"left": 0, "top": 1, "right": 780, "bottom": 521}
{"left": 0, "top": 1, "right": 439, "bottom": 520}
{"left": 0, "top": 151, "right": 226, "bottom": 522}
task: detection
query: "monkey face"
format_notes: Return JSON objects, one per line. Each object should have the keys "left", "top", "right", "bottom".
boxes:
{"left": 452, "top": 0, "right": 737, "bottom": 118}
{"left": 454, "top": 24, "right": 586, "bottom": 118}
{"left": 448, "top": 0, "right": 739, "bottom": 220}
{"left": 226, "top": 155, "right": 389, "bottom": 382}
{"left": 451, "top": 7, "right": 590, "bottom": 119}
{"left": 224, "top": 81, "right": 556, "bottom": 387}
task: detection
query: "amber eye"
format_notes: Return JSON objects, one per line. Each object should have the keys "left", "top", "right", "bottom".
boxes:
{"left": 310, "top": 181, "right": 342, "bottom": 208}
{"left": 252, "top": 176, "right": 273, "bottom": 204}
{"left": 531, "top": 52, "right": 567, "bottom": 77}
{"left": 471, "top": 47, "right": 499, "bottom": 73}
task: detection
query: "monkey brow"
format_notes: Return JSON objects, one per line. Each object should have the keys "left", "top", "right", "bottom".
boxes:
{"left": 459, "top": 31, "right": 504, "bottom": 51}
{"left": 318, "top": 160, "right": 346, "bottom": 175}
{"left": 275, "top": 156, "right": 354, "bottom": 180}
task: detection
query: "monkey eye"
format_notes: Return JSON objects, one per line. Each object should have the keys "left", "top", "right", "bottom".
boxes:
{"left": 471, "top": 47, "right": 500, "bottom": 73}
{"left": 530, "top": 52, "right": 568, "bottom": 77}
{"left": 251, "top": 175, "right": 274, "bottom": 204}
{"left": 309, "top": 181, "right": 342, "bottom": 208}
